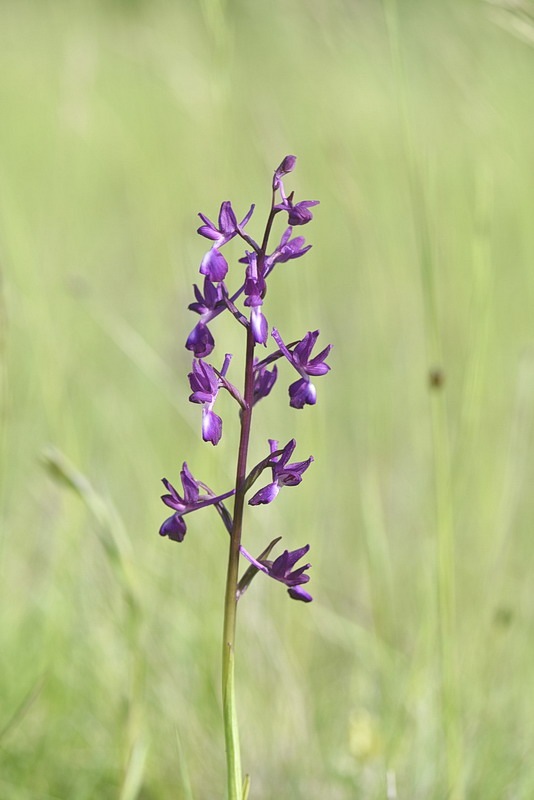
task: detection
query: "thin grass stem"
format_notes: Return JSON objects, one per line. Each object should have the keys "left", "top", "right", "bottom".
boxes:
{"left": 382, "top": 2, "right": 464, "bottom": 795}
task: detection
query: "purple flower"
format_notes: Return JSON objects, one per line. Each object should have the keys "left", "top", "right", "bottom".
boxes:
{"left": 265, "top": 228, "right": 312, "bottom": 273}
{"left": 189, "top": 276, "right": 224, "bottom": 316}
{"left": 186, "top": 278, "right": 226, "bottom": 357}
{"left": 275, "top": 193, "right": 320, "bottom": 226}
{"left": 253, "top": 361, "right": 277, "bottom": 405}
{"left": 159, "top": 463, "right": 202, "bottom": 542}
{"left": 272, "top": 157, "right": 319, "bottom": 227}
{"left": 185, "top": 321, "right": 215, "bottom": 359}
{"left": 272, "top": 328, "right": 332, "bottom": 409}
{"left": 248, "top": 439, "right": 313, "bottom": 505}
{"left": 197, "top": 201, "right": 254, "bottom": 247}
{"left": 241, "top": 543, "right": 312, "bottom": 602}
{"left": 197, "top": 201, "right": 255, "bottom": 282}
{"left": 159, "top": 463, "right": 235, "bottom": 542}
{"left": 188, "top": 355, "right": 232, "bottom": 445}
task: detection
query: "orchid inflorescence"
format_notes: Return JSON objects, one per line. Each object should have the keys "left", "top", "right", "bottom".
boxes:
{"left": 158, "top": 155, "right": 331, "bottom": 605}
{"left": 158, "top": 155, "right": 331, "bottom": 797}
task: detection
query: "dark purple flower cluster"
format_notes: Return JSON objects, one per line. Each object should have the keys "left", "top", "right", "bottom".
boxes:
{"left": 159, "top": 156, "right": 331, "bottom": 603}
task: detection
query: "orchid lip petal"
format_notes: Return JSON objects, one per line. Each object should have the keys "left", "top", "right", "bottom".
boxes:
{"left": 288, "top": 586, "right": 313, "bottom": 602}
{"left": 202, "top": 409, "right": 223, "bottom": 446}
{"left": 248, "top": 481, "right": 280, "bottom": 506}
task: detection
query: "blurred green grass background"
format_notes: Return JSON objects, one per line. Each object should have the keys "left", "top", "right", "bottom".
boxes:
{"left": 1, "top": 0, "right": 534, "bottom": 797}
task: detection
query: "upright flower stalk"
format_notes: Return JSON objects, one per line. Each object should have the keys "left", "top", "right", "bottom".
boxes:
{"left": 158, "top": 156, "right": 331, "bottom": 798}
{"left": 222, "top": 326, "right": 255, "bottom": 799}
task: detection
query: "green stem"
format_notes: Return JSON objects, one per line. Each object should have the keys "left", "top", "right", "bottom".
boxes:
{"left": 222, "top": 326, "right": 256, "bottom": 800}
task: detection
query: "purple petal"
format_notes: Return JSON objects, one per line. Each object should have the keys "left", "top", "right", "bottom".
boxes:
{"left": 197, "top": 226, "right": 220, "bottom": 241}
{"left": 307, "top": 344, "right": 332, "bottom": 375}
{"left": 159, "top": 512, "right": 187, "bottom": 542}
{"left": 180, "top": 463, "right": 200, "bottom": 504}
{"left": 288, "top": 586, "right": 313, "bottom": 602}
{"left": 238, "top": 203, "right": 255, "bottom": 229}
{"left": 289, "top": 378, "right": 316, "bottom": 409}
{"left": 202, "top": 409, "right": 223, "bottom": 446}
{"left": 218, "top": 201, "right": 237, "bottom": 234}
{"left": 200, "top": 248, "right": 228, "bottom": 282}
{"left": 285, "top": 567, "right": 311, "bottom": 585}
{"left": 251, "top": 308, "right": 268, "bottom": 345}
{"left": 248, "top": 482, "right": 280, "bottom": 506}
{"left": 277, "top": 544, "right": 310, "bottom": 573}
{"left": 161, "top": 477, "right": 184, "bottom": 509}
{"left": 253, "top": 364, "right": 277, "bottom": 405}
{"left": 286, "top": 455, "right": 313, "bottom": 476}
{"left": 294, "top": 330, "right": 320, "bottom": 365}
{"left": 197, "top": 212, "right": 219, "bottom": 240}
{"left": 185, "top": 322, "right": 215, "bottom": 358}
{"left": 275, "top": 439, "right": 297, "bottom": 468}
{"left": 306, "top": 362, "right": 331, "bottom": 377}
{"left": 204, "top": 277, "right": 221, "bottom": 308}
{"left": 287, "top": 200, "right": 319, "bottom": 226}
{"left": 189, "top": 390, "right": 213, "bottom": 404}
{"left": 278, "top": 455, "right": 313, "bottom": 486}
{"left": 189, "top": 359, "right": 218, "bottom": 397}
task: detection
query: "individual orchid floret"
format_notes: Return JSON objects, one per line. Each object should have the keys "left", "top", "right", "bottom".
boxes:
{"left": 188, "top": 354, "right": 232, "bottom": 446}
{"left": 188, "top": 276, "right": 224, "bottom": 316}
{"left": 248, "top": 439, "right": 313, "bottom": 506}
{"left": 159, "top": 463, "right": 234, "bottom": 542}
{"left": 186, "top": 277, "right": 226, "bottom": 357}
{"left": 197, "top": 201, "right": 255, "bottom": 283}
{"left": 272, "top": 328, "right": 332, "bottom": 409}
{"left": 265, "top": 227, "right": 312, "bottom": 273}
{"left": 252, "top": 361, "right": 277, "bottom": 406}
{"left": 240, "top": 543, "right": 313, "bottom": 602}
{"left": 185, "top": 321, "right": 215, "bottom": 359}
{"left": 275, "top": 194, "right": 320, "bottom": 227}
{"left": 197, "top": 200, "right": 254, "bottom": 247}
{"left": 243, "top": 251, "right": 268, "bottom": 345}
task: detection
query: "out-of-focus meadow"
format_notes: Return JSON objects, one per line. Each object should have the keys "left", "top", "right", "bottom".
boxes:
{"left": 1, "top": 0, "right": 534, "bottom": 797}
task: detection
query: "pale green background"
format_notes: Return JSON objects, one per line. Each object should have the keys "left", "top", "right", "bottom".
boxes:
{"left": 1, "top": 1, "right": 534, "bottom": 798}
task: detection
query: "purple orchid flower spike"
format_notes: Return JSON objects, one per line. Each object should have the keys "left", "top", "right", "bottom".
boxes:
{"left": 272, "top": 328, "right": 332, "bottom": 409}
{"left": 188, "top": 354, "right": 232, "bottom": 445}
{"left": 248, "top": 439, "right": 313, "bottom": 506}
{"left": 157, "top": 157, "right": 330, "bottom": 796}
{"left": 160, "top": 462, "right": 235, "bottom": 542}
{"left": 241, "top": 543, "right": 313, "bottom": 602}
